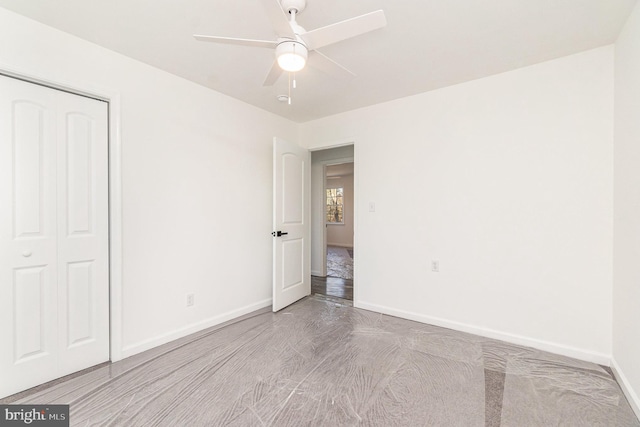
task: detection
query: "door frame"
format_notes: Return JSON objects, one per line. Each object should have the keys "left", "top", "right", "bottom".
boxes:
{"left": 321, "top": 159, "right": 354, "bottom": 277}
{"left": 0, "top": 65, "right": 125, "bottom": 362}
{"left": 309, "top": 140, "right": 358, "bottom": 303}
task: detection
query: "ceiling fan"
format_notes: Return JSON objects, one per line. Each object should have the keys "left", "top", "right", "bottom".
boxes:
{"left": 193, "top": 0, "right": 387, "bottom": 86}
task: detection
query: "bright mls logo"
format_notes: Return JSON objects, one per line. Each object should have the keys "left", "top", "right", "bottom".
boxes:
{"left": 0, "top": 405, "right": 69, "bottom": 426}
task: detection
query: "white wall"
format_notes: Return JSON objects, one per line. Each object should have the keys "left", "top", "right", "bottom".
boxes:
{"left": 613, "top": 1, "right": 640, "bottom": 417}
{"left": 0, "top": 8, "right": 298, "bottom": 358}
{"left": 310, "top": 146, "right": 354, "bottom": 275}
{"left": 301, "top": 46, "right": 614, "bottom": 363}
{"left": 326, "top": 174, "right": 354, "bottom": 248}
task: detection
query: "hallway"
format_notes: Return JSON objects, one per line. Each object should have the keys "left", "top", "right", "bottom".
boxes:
{"left": 312, "top": 245, "right": 353, "bottom": 300}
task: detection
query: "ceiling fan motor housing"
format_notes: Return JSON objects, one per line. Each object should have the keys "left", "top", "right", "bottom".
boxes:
{"left": 281, "top": 0, "right": 307, "bottom": 14}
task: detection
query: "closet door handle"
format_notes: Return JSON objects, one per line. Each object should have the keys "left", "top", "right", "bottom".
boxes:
{"left": 271, "top": 231, "right": 289, "bottom": 237}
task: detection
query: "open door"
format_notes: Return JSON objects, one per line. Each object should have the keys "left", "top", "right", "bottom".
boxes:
{"left": 272, "top": 137, "right": 310, "bottom": 311}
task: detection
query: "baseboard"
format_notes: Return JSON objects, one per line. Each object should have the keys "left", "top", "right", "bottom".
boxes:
{"left": 355, "top": 301, "right": 610, "bottom": 365}
{"left": 120, "top": 298, "right": 272, "bottom": 359}
{"left": 327, "top": 243, "right": 353, "bottom": 248}
{"left": 311, "top": 270, "right": 323, "bottom": 277}
{"left": 611, "top": 358, "right": 640, "bottom": 420}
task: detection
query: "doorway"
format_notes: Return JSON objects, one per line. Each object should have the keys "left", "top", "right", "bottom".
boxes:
{"left": 310, "top": 146, "right": 354, "bottom": 301}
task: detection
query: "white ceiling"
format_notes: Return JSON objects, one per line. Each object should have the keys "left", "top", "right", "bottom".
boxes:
{"left": 0, "top": 0, "right": 636, "bottom": 122}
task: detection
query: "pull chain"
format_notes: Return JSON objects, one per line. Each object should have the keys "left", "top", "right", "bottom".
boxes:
{"left": 288, "top": 72, "right": 292, "bottom": 105}
{"left": 292, "top": 43, "right": 297, "bottom": 90}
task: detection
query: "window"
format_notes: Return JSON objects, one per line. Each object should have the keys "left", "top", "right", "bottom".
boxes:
{"left": 326, "top": 187, "right": 344, "bottom": 224}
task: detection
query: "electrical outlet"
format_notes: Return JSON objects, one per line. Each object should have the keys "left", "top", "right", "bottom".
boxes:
{"left": 186, "top": 293, "right": 195, "bottom": 307}
{"left": 431, "top": 260, "right": 439, "bottom": 272}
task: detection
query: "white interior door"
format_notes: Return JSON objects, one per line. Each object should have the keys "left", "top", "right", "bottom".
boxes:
{"left": 273, "top": 137, "right": 310, "bottom": 311}
{"left": 0, "top": 75, "right": 109, "bottom": 398}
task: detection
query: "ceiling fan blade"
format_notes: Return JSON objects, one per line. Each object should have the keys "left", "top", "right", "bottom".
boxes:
{"left": 261, "top": 0, "right": 296, "bottom": 39}
{"left": 263, "top": 60, "right": 284, "bottom": 86}
{"left": 309, "top": 50, "right": 356, "bottom": 79}
{"left": 193, "top": 34, "right": 277, "bottom": 49}
{"left": 300, "top": 10, "right": 386, "bottom": 50}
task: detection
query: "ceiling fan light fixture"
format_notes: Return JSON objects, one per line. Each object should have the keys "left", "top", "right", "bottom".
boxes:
{"left": 278, "top": 53, "right": 306, "bottom": 72}
{"left": 276, "top": 41, "right": 308, "bottom": 72}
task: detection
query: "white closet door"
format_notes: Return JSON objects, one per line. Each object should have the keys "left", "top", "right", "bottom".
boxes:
{"left": 0, "top": 76, "right": 109, "bottom": 398}
{"left": 0, "top": 77, "right": 59, "bottom": 397}
{"left": 55, "top": 86, "right": 109, "bottom": 376}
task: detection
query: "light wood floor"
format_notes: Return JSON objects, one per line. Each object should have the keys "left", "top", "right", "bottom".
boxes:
{"left": 4, "top": 296, "right": 639, "bottom": 426}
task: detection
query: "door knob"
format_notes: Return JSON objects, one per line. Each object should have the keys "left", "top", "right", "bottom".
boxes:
{"left": 271, "top": 231, "right": 289, "bottom": 237}
{"left": 22, "top": 250, "right": 32, "bottom": 257}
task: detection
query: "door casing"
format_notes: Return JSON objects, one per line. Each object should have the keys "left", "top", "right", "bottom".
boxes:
{"left": 321, "top": 158, "right": 354, "bottom": 276}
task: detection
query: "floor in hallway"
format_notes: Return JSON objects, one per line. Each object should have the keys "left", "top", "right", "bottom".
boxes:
{"left": 327, "top": 245, "right": 353, "bottom": 280}
{"left": 3, "top": 295, "right": 638, "bottom": 426}
{"left": 311, "top": 275, "right": 353, "bottom": 300}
